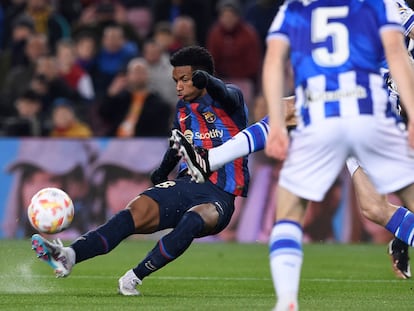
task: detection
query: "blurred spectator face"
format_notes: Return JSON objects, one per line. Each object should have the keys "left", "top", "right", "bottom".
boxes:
{"left": 52, "top": 105, "right": 76, "bottom": 130}
{"left": 126, "top": 7, "right": 152, "bottom": 40}
{"left": 96, "top": 1, "right": 116, "bottom": 22}
{"left": 57, "top": 42, "right": 75, "bottom": 72}
{"left": 218, "top": 8, "right": 240, "bottom": 31}
{"left": 143, "top": 41, "right": 162, "bottom": 65}
{"left": 27, "top": 0, "right": 49, "bottom": 11}
{"left": 15, "top": 97, "right": 42, "bottom": 118}
{"left": 13, "top": 25, "right": 34, "bottom": 42}
{"left": 25, "top": 34, "right": 48, "bottom": 63}
{"left": 75, "top": 35, "right": 97, "bottom": 61}
{"left": 172, "top": 16, "right": 196, "bottom": 46}
{"left": 127, "top": 59, "right": 149, "bottom": 90}
{"left": 154, "top": 29, "right": 173, "bottom": 52}
{"left": 36, "top": 56, "right": 59, "bottom": 80}
{"left": 102, "top": 26, "right": 125, "bottom": 53}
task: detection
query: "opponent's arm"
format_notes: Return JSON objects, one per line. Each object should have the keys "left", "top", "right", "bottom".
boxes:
{"left": 383, "top": 28, "right": 414, "bottom": 147}
{"left": 263, "top": 37, "right": 290, "bottom": 161}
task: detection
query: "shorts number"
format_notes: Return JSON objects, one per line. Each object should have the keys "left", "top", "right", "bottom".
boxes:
{"left": 312, "top": 7, "right": 349, "bottom": 67}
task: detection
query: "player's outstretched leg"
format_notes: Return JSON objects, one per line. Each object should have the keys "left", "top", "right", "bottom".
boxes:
{"left": 347, "top": 157, "right": 412, "bottom": 279}
{"left": 388, "top": 238, "right": 411, "bottom": 279}
{"left": 171, "top": 129, "right": 211, "bottom": 183}
{"left": 31, "top": 234, "right": 75, "bottom": 277}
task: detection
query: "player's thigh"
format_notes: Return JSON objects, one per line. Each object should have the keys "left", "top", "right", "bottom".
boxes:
{"left": 127, "top": 194, "right": 160, "bottom": 234}
{"left": 353, "top": 117, "right": 414, "bottom": 194}
{"left": 142, "top": 176, "right": 235, "bottom": 231}
{"left": 275, "top": 186, "right": 308, "bottom": 224}
{"left": 280, "top": 119, "right": 348, "bottom": 202}
{"left": 395, "top": 183, "right": 414, "bottom": 211}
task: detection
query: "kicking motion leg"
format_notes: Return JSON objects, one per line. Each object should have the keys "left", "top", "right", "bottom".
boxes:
{"left": 32, "top": 195, "right": 160, "bottom": 278}
{"left": 32, "top": 209, "right": 136, "bottom": 277}
{"left": 347, "top": 157, "right": 413, "bottom": 278}
{"left": 172, "top": 116, "right": 269, "bottom": 182}
{"left": 172, "top": 96, "right": 295, "bottom": 182}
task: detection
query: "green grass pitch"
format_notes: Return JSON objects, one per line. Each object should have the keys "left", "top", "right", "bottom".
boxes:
{"left": 1, "top": 239, "right": 414, "bottom": 310}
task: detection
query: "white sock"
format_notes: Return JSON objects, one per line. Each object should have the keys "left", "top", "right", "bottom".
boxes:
{"left": 269, "top": 221, "right": 303, "bottom": 308}
{"left": 345, "top": 157, "right": 360, "bottom": 177}
{"left": 208, "top": 133, "right": 250, "bottom": 171}
{"left": 66, "top": 246, "right": 76, "bottom": 266}
{"left": 208, "top": 119, "right": 269, "bottom": 170}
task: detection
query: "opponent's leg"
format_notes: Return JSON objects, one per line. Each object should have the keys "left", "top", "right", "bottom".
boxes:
{"left": 269, "top": 187, "right": 307, "bottom": 311}
{"left": 347, "top": 157, "right": 412, "bottom": 278}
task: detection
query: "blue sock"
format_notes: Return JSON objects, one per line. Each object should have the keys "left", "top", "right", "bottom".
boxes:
{"left": 71, "top": 209, "right": 135, "bottom": 263}
{"left": 385, "top": 206, "right": 414, "bottom": 246}
{"left": 243, "top": 116, "right": 269, "bottom": 153}
{"left": 133, "top": 211, "right": 204, "bottom": 280}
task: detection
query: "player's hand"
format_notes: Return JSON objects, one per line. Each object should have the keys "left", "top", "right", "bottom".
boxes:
{"left": 150, "top": 168, "right": 168, "bottom": 185}
{"left": 108, "top": 74, "right": 127, "bottom": 96}
{"left": 265, "top": 127, "right": 289, "bottom": 161}
{"left": 192, "top": 70, "right": 208, "bottom": 89}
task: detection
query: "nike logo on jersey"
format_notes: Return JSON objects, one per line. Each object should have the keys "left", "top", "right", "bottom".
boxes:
{"left": 179, "top": 114, "right": 190, "bottom": 122}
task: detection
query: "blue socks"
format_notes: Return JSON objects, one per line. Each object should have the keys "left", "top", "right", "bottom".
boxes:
{"left": 133, "top": 211, "right": 204, "bottom": 280}
{"left": 243, "top": 116, "right": 269, "bottom": 154}
{"left": 385, "top": 206, "right": 414, "bottom": 246}
{"left": 69, "top": 208, "right": 206, "bottom": 281}
{"left": 71, "top": 209, "right": 135, "bottom": 263}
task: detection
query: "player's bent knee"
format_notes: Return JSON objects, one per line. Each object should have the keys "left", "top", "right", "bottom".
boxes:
{"left": 189, "top": 203, "right": 220, "bottom": 234}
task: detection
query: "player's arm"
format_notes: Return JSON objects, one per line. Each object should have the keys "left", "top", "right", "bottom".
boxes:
{"left": 150, "top": 143, "right": 181, "bottom": 185}
{"left": 263, "top": 37, "right": 290, "bottom": 160}
{"left": 383, "top": 28, "right": 414, "bottom": 147}
{"left": 192, "top": 70, "right": 243, "bottom": 113}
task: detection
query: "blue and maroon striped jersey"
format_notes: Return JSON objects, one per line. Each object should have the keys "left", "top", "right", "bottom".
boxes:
{"left": 173, "top": 85, "right": 249, "bottom": 197}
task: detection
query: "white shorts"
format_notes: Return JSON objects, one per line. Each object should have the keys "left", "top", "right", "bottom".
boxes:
{"left": 279, "top": 116, "right": 414, "bottom": 201}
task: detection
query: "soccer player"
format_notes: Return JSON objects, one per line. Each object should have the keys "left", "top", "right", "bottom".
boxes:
{"left": 263, "top": 0, "right": 414, "bottom": 310}
{"left": 173, "top": 0, "right": 414, "bottom": 281}
{"left": 31, "top": 45, "right": 250, "bottom": 296}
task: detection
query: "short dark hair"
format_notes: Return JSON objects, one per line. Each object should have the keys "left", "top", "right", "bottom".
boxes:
{"left": 170, "top": 46, "right": 215, "bottom": 75}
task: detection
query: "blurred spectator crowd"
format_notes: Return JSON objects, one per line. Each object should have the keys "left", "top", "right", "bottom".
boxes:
{"left": 0, "top": 0, "right": 284, "bottom": 138}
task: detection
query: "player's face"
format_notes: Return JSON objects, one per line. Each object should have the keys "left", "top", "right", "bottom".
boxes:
{"left": 172, "top": 65, "right": 204, "bottom": 102}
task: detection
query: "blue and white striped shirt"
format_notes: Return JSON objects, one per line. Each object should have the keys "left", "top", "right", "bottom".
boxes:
{"left": 267, "top": 0, "right": 403, "bottom": 127}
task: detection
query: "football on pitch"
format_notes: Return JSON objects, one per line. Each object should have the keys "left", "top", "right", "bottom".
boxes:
{"left": 27, "top": 187, "right": 74, "bottom": 234}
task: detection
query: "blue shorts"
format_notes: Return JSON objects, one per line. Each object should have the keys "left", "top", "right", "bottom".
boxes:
{"left": 142, "top": 175, "right": 235, "bottom": 235}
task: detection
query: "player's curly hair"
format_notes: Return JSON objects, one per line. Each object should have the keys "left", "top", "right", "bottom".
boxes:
{"left": 170, "top": 45, "right": 215, "bottom": 75}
